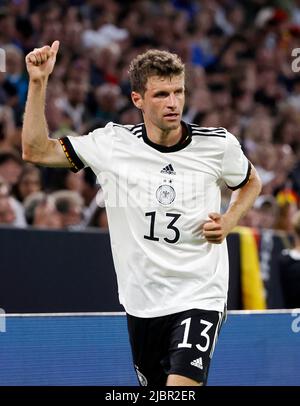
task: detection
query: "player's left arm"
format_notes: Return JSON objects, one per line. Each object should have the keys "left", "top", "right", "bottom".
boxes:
{"left": 203, "top": 163, "right": 262, "bottom": 244}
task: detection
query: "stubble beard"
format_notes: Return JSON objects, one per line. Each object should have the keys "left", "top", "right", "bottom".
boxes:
{"left": 160, "top": 117, "right": 181, "bottom": 133}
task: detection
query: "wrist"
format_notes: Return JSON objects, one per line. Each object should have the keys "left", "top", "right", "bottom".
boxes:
{"left": 29, "top": 77, "right": 48, "bottom": 87}
{"left": 222, "top": 212, "right": 239, "bottom": 233}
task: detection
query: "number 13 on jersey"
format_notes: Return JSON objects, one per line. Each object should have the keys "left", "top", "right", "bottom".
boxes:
{"left": 144, "top": 211, "right": 181, "bottom": 244}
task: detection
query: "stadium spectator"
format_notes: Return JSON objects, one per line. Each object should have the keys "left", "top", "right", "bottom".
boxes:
{"left": 0, "top": 105, "right": 16, "bottom": 150}
{"left": 0, "top": 176, "right": 15, "bottom": 225}
{"left": 2, "top": 44, "right": 28, "bottom": 111}
{"left": 0, "top": 175, "right": 25, "bottom": 227}
{"left": 23, "top": 191, "right": 61, "bottom": 229}
{"left": 0, "top": 150, "right": 23, "bottom": 187}
{"left": 51, "top": 190, "right": 84, "bottom": 229}
{"left": 55, "top": 77, "right": 90, "bottom": 133}
{"left": 13, "top": 164, "right": 42, "bottom": 202}
{"left": 253, "top": 195, "right": 279, "bottom": 230}
{"left": 274, "top": 200, "right": 298, "bottom": 233}
{"left": 94, "top": 83, "right": 124, "bottom": 123}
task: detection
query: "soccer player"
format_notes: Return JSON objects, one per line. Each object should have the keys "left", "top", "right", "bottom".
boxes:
{"left": 22, "top": 41, "right": 262, "bottom": 386}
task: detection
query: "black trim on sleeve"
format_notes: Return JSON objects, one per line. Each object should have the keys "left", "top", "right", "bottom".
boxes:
{"left": 58, "top": 137, "right": 85, "bottom": 173}
{"left": 227, "top": 160, "right": 252, "bottom": 191}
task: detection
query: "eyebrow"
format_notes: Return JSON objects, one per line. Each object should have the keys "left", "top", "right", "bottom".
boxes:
{"left": 153, "top": 87, "right": 184, "bottom": 96}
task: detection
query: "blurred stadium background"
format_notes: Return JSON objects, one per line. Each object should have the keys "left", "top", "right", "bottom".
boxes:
{"left": 0, "top": 0, "right": 300, "bottom": 386}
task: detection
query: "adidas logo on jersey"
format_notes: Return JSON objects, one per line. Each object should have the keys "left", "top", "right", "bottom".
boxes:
{"left": 190, "top": 357, "right": 203, "bottom": 370}
{"left": 161, "top": 164, "right": 176, "bottom": 175}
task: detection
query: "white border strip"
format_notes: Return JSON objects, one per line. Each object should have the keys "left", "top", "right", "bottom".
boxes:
{"left": 228, "top": 309, "right": 300, "bottom": 315}
{"left": 4, "top": 309, "right": 300, "bottom": 317}
{"left": 5, "top": 312, "right": 126, "bottom": 317}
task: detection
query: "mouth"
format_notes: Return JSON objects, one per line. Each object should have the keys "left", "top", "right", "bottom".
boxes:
{"left": 163, "top": 113, "right": 179, "bottom": 120}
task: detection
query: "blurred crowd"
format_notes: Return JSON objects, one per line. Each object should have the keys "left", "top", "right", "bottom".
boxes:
{"left": 0, "top": 0, "right": 300, "bottom": 233}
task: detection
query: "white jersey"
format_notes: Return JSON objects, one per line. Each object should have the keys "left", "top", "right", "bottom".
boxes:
{"left": 59, "top": 122, "right": 250, "bottom": 317}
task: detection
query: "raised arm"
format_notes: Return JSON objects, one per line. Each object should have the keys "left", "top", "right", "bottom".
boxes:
{"left": 22, "top": 41, "right": 71, "bottom": 168}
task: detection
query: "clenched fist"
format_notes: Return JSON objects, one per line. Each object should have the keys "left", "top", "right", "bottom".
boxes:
{"left": 25, "top": 40, "right": 60, "bottom": 82}
{"left": 202, "top": 212, "right": 231, "bottom": 244}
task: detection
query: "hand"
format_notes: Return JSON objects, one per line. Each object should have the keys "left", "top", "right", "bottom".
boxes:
{"left": 203, "top": 212, "right": 231, "bottom": 244}
{"left": 25, "top": 40, "right": 60, "bottom": 82}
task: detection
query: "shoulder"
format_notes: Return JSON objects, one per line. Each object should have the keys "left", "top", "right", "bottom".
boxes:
{"left": 189, "top": 123, "right": 227, "bottom": 139}
{"left": 188, "top": 123, "right": 231, "bottom": 146}
{"left": 188, "top": 123, "right": 243, "bottom": 151}
{"left": 188, "top": 123, "right": 230, "bottom": 150}
{"left": 111, "top": 122, "right": 144, "bottom": 138}
{"left": 84, "top": 122, "right": 144, "bottom": 142}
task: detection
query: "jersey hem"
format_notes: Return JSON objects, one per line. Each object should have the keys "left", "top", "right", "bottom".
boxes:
{"left": 123, "top": 301, "right": 226, "bottom": 318}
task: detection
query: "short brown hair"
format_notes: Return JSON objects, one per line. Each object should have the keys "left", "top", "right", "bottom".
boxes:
{"left": 128, "top": 49, "right": 185, "bottom": 95}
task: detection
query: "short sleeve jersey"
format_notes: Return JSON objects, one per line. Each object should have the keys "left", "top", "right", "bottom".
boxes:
{"left": 59, "top": 122, "right": 250, "bottom": 317}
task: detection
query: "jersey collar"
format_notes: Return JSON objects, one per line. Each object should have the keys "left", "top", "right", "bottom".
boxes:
{"left": 141, "top": 121, "right": 192, "bottom": 153}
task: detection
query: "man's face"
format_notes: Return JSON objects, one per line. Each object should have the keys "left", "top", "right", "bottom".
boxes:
{"left": 132, "top": 74, "right": 185, "bottom": 131}
{"left": 0, "top": 159, "right": 22, "bottom": 186}
{"left": 19, "top": 173, "right": 41, "bottom": 200}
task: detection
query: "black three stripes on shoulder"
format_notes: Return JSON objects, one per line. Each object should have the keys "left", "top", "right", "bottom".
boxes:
{"left": 113, "top": 123, "right": 144, "bottom": 138}
{"left": 190, "top": 125, "right": 226, "bottom": 138}
{"left": 130, "top": 124, "right": 144, "bottom": 138}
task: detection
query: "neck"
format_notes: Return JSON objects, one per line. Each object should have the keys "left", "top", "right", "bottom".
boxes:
{"left": 144, "top": 120, "right": 183, "bottom": 147}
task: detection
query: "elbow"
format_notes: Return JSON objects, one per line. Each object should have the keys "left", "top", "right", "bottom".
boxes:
{"left": 250, "top": 164, "right": 262, "bottom": 197}
{"left": 257, "top": 178, "right": 263, "bottom": 196}
{"left": 255, "top": 172, "right": 263, "bottom": 197}
{"left": 22, "top": 148, "right": 32, "bottom": 163}
{"left": 22, "top": 150, "right": 29, "bottom": 162}
{"left": 21, "top": 135, "right": 34, "bottom": 162}
{"left": 22, "top": 148, "right": 39, "bottom": 164}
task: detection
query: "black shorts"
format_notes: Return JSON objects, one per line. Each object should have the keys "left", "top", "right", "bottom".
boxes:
{"left": 126, "top": 308, "right": 225, "bottom": 386}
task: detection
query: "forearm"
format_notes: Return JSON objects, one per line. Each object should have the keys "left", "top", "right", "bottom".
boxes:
{"left": 223, "top": 167, "right": 262, "bottom": 231}
{"left": 22, "top": 41, "right": 70, "bottom": 167}
{"left": 22, "top": 78, "right": 50, "bottom": 162}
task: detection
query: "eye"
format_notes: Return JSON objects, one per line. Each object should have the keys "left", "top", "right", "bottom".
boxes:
{"left": 154, "top": 92, "right": 168, "bottom": 98}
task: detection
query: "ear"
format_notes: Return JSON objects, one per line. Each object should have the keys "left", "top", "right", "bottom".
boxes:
{"left": 131, "top": 91, "right": 143, "bottom": 110}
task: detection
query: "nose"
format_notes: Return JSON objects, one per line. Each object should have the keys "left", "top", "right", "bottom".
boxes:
{"left": 167, "top": 93, "right": 177, "bottom": 108}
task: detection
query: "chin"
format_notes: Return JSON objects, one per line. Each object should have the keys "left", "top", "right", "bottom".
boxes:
{"left": 163, "top": 120, "right": 181, "bottom": 131}
{"left": 168, "top": 122, "right": 181, "bottom": 131}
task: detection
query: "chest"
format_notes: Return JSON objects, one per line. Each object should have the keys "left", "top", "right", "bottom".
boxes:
{"left": 99, "top": 140, "right": 221, "bottom": 210}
